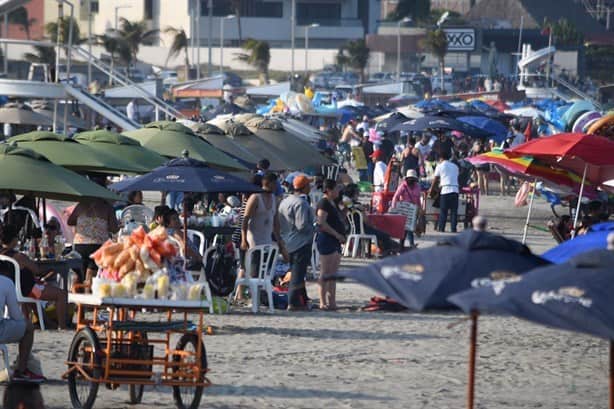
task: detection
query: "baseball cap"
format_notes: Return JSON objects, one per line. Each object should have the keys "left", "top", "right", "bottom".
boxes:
{"left": 370, "top": 150, "right": 383, "bottom": 159}
{"left": 293, "top": 175, "right": 311, "bottom": 190}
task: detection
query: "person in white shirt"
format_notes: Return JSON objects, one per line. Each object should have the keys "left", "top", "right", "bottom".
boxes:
{"left": 126, "top": 99, "right": 137, "bottom": 121}
{"left": 371, "top": 149, "right": 387, "bottom": 192}
{"left": 0, "top": 275, "right": 39, "bottom": 382}
{"left": 429, "top": 150, "right": 460, "bottom": 232}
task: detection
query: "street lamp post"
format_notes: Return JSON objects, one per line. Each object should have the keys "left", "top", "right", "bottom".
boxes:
{"left": 196, "top": 0, "right": 201, "bottom": 79}
{"left": 207, "top": 0, "right": 212, "bottom": 75}
{"left": 220, "top": 14, "right": 235, "bottom": 76}
{"left": 290, "top": 0, "right": 296, "bottom": 79}
{"left": 397, "top": 17, "right": 411, "bottom": 82}
{"left": 304, "top": 23, "right": 319, "bottom": 77}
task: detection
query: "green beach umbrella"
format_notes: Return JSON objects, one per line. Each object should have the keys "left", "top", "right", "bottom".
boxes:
{"left": 122, "top": 121, "right": 245, "bottom": 171}
{"left": 74, "top": 130, "right": 167, "bottom": 172}
{"left": 8, "top": 131, "right": 145, "bottom": 174}
{"left": 193, "top": 123, "right": 261, "bottom": 167}
{"left": 224, "top": 122, "right": 295, "bottom": 171}
{"left": 244, "top": 117, "right": 331, "bottom": 169}
{"left": 0, "top": 144, "right": 119, "bottom": 201}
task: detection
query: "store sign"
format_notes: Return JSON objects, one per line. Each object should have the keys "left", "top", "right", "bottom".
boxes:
{"left": 444, "top": 28, "right": 476, "bottom": 52}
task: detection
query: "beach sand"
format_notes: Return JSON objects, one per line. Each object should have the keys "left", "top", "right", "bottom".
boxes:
{"left": 1, "top": 195, "right": 609, "bottom": 408}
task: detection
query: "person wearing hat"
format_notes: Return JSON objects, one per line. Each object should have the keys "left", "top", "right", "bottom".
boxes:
{"left": 278, "top": 175, "right": 316, "bottom": 310}
{"left": 371, "top": 149, "right": 387, "bottom": 192}
{"left": 391, "top": 169, "right": 422, "bottom": 249}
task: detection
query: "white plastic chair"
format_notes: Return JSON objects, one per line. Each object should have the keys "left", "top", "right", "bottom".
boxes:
{"left": 168, "top": 235, "right": 214, "bottom": 314}
{"left": 187, "top": 229, "right": 205, "bottom": 257}
{"left": 229, "top": 244, "right": 279, "bottom": 313}
{"left": 0, "top": 344, "right": 8, "bottom": 374}
{"left": 0, "top": 255, "right": 47, "bottom": 330}
{"left": 120, "top": 205, "right": 154, "bottom": 227}
{"left": 309, "top": 234, "right": 320, "bottom": 280}
{"left": 343, "top": 210, "right": 377, "bottom": 258}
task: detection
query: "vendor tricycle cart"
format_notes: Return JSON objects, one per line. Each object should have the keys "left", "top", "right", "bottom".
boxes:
{"left": 63, "top": 293, "right": 211, "bottom": 409}
{"left": 422, "top": 187, "right": 480, "bottom": 230}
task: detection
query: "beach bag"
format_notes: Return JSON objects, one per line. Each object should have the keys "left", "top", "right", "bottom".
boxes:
{"left": 203, "top": 244, "right": 236, "bottom": 297}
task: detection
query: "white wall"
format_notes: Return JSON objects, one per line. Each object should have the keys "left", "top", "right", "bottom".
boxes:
{"left": 4, "top": 42, "right": 340, "bottom": 73}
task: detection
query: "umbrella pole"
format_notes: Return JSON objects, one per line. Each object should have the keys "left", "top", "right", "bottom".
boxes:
{"left": 610, "top": 340, "right": 613, "bottom": 409}
{"left": 42, "top": 198, "right": 47, "bottom": 226}
{"left": 182, "top": 194, "right": 188, "bottom": 258}
{"left": 521, "top": 178, "right": 537, "bottom": 244}
{"left": 572, "top": 163, "right": 588, "bottom": 237}
{"left": 468, "top": 311, "right": 478, "bottom": 409}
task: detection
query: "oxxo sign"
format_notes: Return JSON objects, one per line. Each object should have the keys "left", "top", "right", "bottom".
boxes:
{"left": 444, "top": 28, "right": 476, "bottom": 52}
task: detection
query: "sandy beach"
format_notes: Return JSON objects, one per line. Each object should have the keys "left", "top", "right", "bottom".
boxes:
{"left": 1, "top": 195, "right": 609, "bottom": 409}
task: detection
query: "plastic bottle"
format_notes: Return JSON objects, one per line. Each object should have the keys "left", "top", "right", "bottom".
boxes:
{"left": 39, "top": 235, "right": 48, "bottom": 259}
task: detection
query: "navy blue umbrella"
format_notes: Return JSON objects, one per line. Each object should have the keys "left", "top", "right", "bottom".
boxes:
{"left": 337, "top": 230, "right": 548, "bottom": 311}
{"left": 449, "top": 247, "right": 614, "bottom": 409}
{"left": 391, "top": 115, "right": 493, "bottom": 139}
{"left": 109, "top": 154, "right": 261, "bottom": 194}
{"left": 457, "top": 115, "right": 509, "bottom": 143}
{"left": 109, "top": 152, "right": 261, "bottom": 256}
{"left": 542, "top": 221, "right": 614, "bottom": 263}
{"left": 375, "top": 112, "right": 408, "bottom": 133}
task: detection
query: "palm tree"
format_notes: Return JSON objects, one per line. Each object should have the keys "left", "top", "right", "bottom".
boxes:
{"left": 96, "top": 32, "right": 131, "bottom": 85}
{"left": 9, "top": 6, "right": 36, "bottom": 39}
{"left": 164, "top": 26, "right": 190, "bottom": 81}
{"left": 335, "top": 49, "right": 350, "bottom": 72}
{"left": 337, "top": 39, "right": 370, "bottom": 83}
{"left": 423, "top": 28, "right": 447, "bottom": 93}
{"left": 117, "top": 18, "right": 158, "bottom": 67}
{"left": 23, "top": 45, "right": 56, "bottom": 66}
{"left": 45, "top": 16, "right": 81, "bottom": 47}
{"left": 235, "top": 39, "right": 270, "bottom": 85}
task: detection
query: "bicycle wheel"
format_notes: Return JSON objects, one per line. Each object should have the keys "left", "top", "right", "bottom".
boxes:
{"left": 172, "top": 334, "right": 207, "bottom": 409}
{"left": 67, "top": 328, "right": 102, "bottom": 409}
{"left": 128, "top": 331, "right": 149, "bottom": 404}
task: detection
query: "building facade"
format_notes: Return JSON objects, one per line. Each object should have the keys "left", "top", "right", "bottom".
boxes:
{"left": 44, "top": 0, "right": 380, "bottom": 49}
{"left": 0, "top": 0, "right": 45, "bottom": 40}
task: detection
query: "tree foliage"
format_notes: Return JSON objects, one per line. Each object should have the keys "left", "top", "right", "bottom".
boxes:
{"left": 388, "top": 0, "right": 430, "bottom": 22}
{"left": 543, "top": 18, "right": 583, "bottom": 47}
{"left": 336, "top": 39, "right": 370, "bottom": 82}
{"left": 23, "top": 45, "right": 56, "bottom": 65}
{"left": 235, "top": 39, "right": 271, "bottom": 85}
{"left": 9, "top": 6, "right": 36, "bottom": 39}
{"left": 45, "top": 16, "right": 81, "bottom": 45}
{"left": 117, "top": 18, "right": 158, "bottom": 66}
{"left": 423, "top": 29, "right": 448, "bottom": 90}
{"left": 164, "top": 26, "right": 190, "bottom": 80}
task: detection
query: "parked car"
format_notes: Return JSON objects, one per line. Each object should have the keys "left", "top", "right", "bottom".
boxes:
{"left": 369, "top": 72, "right": 394, "bottom": 82}
{"left": 210, "top": 71, "right": 243, "bottom": 87}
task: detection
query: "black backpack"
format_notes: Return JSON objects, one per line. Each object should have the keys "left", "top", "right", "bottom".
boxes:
{"left": 203, "top": 244, "right": 237, "bottom": 297}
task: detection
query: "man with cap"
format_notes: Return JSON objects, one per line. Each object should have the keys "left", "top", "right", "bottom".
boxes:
{"left": 371, "top": 150, "right": 387, "bottom": 192}
{"left": 278, "top": 175, "right": 316, "bottom": 310}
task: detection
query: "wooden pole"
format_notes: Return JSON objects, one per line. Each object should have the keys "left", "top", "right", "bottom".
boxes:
{"left": 610, "top": 340, "right": 613, "bottom": 409}
{"left": 468, "top": 311, "right": 478, "bottom": 409}
{"left": 182, "top": 194, "right": 188, "bottom": 258}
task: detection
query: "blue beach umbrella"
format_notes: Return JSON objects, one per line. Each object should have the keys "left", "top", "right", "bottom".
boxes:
{"left": 109, "top": 153, "right": 261, "bottom": 194}
{"left": 336, "top": 230, "right": 548, "bottom": 311}
{"left": 542, "top": 222, "right": 614, "bottom": 263}
{"left": 391, "top": 115, "right": 493, "bottom": 139}
{"left": 448, "top": 245, "right": 614, "bottom": 409}
{"left": 457, "top": 115, "right": 508, "bottom": 143}
{"left": 414, "top": 99, "right": 455, "bottom": 111}
{"left": 109, "top": 152, "right": 261, "bottom": 255}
